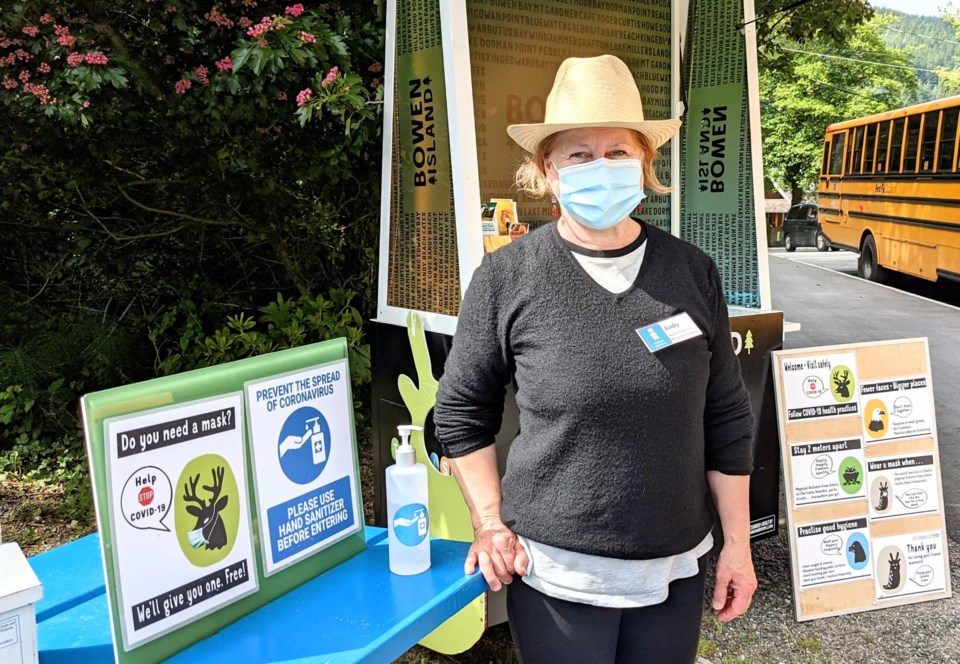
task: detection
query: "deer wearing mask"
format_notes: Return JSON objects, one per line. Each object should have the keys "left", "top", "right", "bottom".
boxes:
{"left": 183, "top": 466, "right": 229, "bottom": 550}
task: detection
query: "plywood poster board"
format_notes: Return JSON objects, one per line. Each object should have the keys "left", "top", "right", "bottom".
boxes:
{"left": 772, "top": 338, "right": 951, "bottom": 621}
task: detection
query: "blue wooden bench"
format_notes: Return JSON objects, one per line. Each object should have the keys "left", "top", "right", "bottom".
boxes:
{"left": 30, "top": 526, "right": 486, "bottom": 663}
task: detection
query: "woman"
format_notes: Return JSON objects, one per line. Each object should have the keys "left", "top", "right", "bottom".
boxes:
{"left": 434, "top": 55, "right": 756, "bottom": 664}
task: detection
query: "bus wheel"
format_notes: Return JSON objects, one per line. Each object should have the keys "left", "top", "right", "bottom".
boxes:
{"left": 816, "top": 231, "right": 830, "bottom": 252}
{"left": 784, "top": 234, "right": 796, "bottom": 252}
{"left": 859, "top": 235, "right": 888, "bottom": 283}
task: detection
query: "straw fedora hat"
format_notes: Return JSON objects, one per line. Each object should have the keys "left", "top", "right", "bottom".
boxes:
{"left": 506, "top": 55, "right": 682, "bottom": 153}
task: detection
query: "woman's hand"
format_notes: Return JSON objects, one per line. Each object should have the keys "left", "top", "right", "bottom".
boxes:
{"left": 466, "top": 519, "right": 529, "bottom": 591}
{"left": 711, "top": 540, "right": 757, "bottom": 621}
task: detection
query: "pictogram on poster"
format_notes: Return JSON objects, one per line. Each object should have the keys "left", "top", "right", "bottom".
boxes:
{"left": 104, "top": 393, "right": 258, "bottom": 650}
{"left": 866, "top": 454, "right": 940, "bottom": 520}
{"left": 781, "top": 353, "right": 859, "bottom": 422}
{"left": 873, "top": 531, "right": 947, "bottom": 601}
{"left": 245, "top": 359, "right": 362, "bottom": 575}
{"left": 795, "top": 517, "right": 873, "bottom": 589}
{"left": 788, "top": 437, "right": 866, "bottom": 508}
{"left": 859, "top": 376, "right": 933, "bottom": 443}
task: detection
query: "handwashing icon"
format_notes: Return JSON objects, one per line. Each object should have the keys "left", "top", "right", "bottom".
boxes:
{"left": 278, "top": 417, "right": 327, "bottom": 465}
{"left": 393, "top": 508, "right": 427, "bottom": 537}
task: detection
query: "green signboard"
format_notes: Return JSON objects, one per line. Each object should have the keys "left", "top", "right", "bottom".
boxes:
{"left": 81, "top": 339, "right": 364, "bottom": 663}
{"left": 681, "top": 0, "right": 762, "bottom": 307}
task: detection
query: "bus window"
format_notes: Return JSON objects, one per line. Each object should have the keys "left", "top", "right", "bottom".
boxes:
{"left": 938, "top": 107, "right": 959, "bottom": 172}
{"left": 904, "top": 115, "right": 921, "bottom": 173}
{"left": 821, "top": 140, "right": 830, "bottom": 176}
{"left": 850, "top": 126, "right": 865, "bottom": 174}
{"left": 890, "top": 118, "right": 906, "bottom": 172}
{"left": 863, "top": 123, "right": 878, "bottom": 174}
{"left": 920, "top": 111, "right": 939, "bottom": 172}
{"left": 829, "top": 133, "right": 846, "bottom": 175}
{"left": 876, "top": 121, "right": 890, "bottom": 173}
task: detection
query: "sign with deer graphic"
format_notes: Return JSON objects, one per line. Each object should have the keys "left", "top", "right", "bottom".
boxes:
{"left": 82, "top": 338, "right": 364, "bottom": 663}
{"left": 104, "top": 393, "right": 258, "bottom": 650}
{"left": 772, "top": 339, "right": 951, "bottom": 621}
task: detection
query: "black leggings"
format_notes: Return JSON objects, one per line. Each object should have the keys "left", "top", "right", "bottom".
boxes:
{"left": 506, "top": 554, "right": 708, "bottom": 664}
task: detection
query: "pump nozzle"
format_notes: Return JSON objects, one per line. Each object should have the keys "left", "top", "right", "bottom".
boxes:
{"left": 395, "top": 425, "right": 424, "bottom": 466}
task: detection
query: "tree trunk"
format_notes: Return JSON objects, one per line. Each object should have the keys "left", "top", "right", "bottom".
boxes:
{"left": 791, "top": 185, "right": 803, "bottom": 205}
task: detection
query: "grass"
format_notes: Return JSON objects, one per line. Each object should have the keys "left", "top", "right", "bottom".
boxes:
{"left": 698, "top": 639, "right": 719, "bottom": 657}
{"left": 796, "top": 634, "right": 823, "bottom": 652}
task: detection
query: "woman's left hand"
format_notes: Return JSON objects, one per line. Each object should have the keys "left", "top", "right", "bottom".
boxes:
{"left": 711, "top": 540, "right": 757, "bottom": 622}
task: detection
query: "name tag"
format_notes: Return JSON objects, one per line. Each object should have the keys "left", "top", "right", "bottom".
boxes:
{"left": 635, "top": 312, "right": 703, "bottom": 352}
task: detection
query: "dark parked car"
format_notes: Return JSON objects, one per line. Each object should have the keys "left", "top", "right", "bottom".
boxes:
{"left": 783, "top": 203, "right": 831, "bottom": 252}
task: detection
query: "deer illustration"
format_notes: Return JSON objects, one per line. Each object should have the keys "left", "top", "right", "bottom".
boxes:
{"left": 876, "top": 481, "right": 889, "bottom": 511}
{"left": 833, "top": 369, "right": 852, "bottom": 399}
{"left": 882, "top": 552, "right": 901, "bottom": 590}
{"left": 183, "top": 466, "right": 229, "bottom": 550}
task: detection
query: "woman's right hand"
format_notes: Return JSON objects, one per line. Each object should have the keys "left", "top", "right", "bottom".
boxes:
{"left": 467, "top": 519, "right": 529, "bottom": 591}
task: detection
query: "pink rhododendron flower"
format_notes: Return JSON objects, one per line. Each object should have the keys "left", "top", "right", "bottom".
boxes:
{"left": 194, "top": 65, "right": 209, "bottom": 84}
{"left": 38, "top": 62, "right": 51, "bottom": 73}
{"left": 368, "top": 61, "right": 383, "bottom": 73}
{"left": 22, "top": 26, "right": 39, "bottom": 37}
{"left": 66, "top": 52, "right": 85, "bottom": 68}
{"left": 285, "top": 4, "right": 305, "bottom": 17}
{"left": 215, "top": 56, "right": 233, "bottom": 71}
{"left": 2, "top": 76, "right": 17, "bottom": 89}
{"left": 239, "top": 16, "right": 253, "bottom": 28}
{"left": 175, "top": 78, "right": 192, "bottom": 94}
{"left": 298, "top": 31, "right": 315, "bottom": 44}
{"left": 82, "top": 100, "right": 90, "bottom": 109}
{"left": 296, "top": 87, "right": 312, "bottom": 107}
{"left": 247, "top": 15, "right": 274, "bottom": 38}
{"left": 276, "top": 91, "right": 288, "bottom": 100}
{"left": 321, "top": 66, "right": 338, "bottom": 87}
{"left": 18, "top": 69, "right": 29, "bottom": 82}
{"left": 205, "top": 6, "right": 234, "bottom": 28}
{"left": 84, "top": 51, "right": 108, "bottom": 66}
{"left": 54, "top": 25, "right": 76, "bottom": 47}
{"left": 39, "top": 14, "right": 55, "bottom": 24}
{"left": 23, "top": 81, "right": 52, "bottom": 104}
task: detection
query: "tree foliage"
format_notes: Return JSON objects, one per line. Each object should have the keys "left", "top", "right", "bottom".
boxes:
{"left": 754, "top": 0, "right": 874, "bottom": 71}
{"left": 877, "top": 10, "right": 960, "bottom": 101}
{"left": 938, "top": 6, "right": 960, "bottom": 96}
{"left": 0, "top": 1, "right": 385, "bottom": 512}
{"left": 760, "top": 15, "right": 919, "bottom": 202}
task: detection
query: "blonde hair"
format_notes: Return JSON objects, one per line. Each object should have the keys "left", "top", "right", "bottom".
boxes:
{"left": 514, "top": 129, "right": 669, "bottom": 198}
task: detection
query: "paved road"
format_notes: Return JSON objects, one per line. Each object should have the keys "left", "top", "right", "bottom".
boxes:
{"left": 769, "top": 248, "right": 960, "bottom": 541}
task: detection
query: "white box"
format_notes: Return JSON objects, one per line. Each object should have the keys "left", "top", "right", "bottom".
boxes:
{"left": 0, "top": 543, "right": 42, "bottom": 664}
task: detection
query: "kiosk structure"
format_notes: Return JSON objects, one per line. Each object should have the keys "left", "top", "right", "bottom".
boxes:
{"left": 372, "top": 0, "right": 781, "bottom": 654}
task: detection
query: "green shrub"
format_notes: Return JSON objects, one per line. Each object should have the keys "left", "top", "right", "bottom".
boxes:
{"left": 149, "top": 288, "right": 371, "bottom": 421}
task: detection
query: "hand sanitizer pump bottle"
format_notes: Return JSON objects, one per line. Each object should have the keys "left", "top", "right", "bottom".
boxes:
{"left": 386, "top": 424, "right": 431, "bottom": 575}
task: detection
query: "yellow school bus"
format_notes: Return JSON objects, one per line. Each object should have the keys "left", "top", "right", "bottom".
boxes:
{"left": 818, "top": 96, "right": 960, "bottom": 283}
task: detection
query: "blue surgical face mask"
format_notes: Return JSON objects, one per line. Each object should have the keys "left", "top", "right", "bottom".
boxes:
{"left": 553, "top": 158, "right": 646, "bottom": 230}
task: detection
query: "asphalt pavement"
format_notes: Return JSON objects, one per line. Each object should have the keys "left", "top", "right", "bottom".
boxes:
{"left": 769, "top": 247, "right": 960, "bottom": 542}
